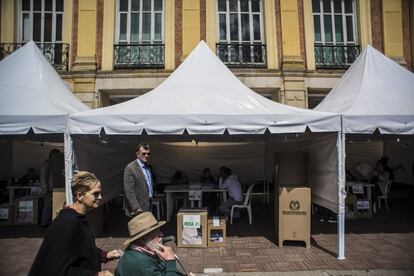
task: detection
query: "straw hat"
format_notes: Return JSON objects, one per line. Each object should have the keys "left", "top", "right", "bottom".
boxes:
{"left": 124, "top": 212, "right": 166, "bottom": 245}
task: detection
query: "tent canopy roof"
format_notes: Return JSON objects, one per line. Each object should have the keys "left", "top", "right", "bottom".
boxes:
{"left": 69, "top": 41, "right": 339, "bottom": 135}
{"left": 0, "top": 41, "right": 89, "bottom": 134}
{"left": 315, "top": 45, "right": 414, "bottom": 134}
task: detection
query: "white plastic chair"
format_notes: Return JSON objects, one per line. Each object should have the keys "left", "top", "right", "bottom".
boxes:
{"left": 377, "top": 179, "right": 392, "bottom": 212}
{"left": 230, "top": 184, "right": 255, "bottom": 224}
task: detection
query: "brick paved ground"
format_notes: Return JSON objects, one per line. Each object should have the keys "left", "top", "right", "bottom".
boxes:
{"left": 1, "top": 192, "right": 413, "bottom": 275}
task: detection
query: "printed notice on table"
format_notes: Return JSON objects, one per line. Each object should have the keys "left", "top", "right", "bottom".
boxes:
{"left": 213, "top": 216, "right": 220, "bottom": 227}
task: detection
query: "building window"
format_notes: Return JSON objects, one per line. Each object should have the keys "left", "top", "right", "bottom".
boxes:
{"left": 3, "top": 0, "right": 70, "bottom": 70}
{"left": 20, "top": 0, "right": 64, "bottom": 43}
{"left": 114, "top": 0, "right": 164, "bottom": 69}
{"left": 308, "top": 90, "right": 329, "bottom": 109}
{"left": 216, "top": 0, "right": 266, "bottom": 67}
{"left": 312, "top": 0, "right": 360, "bottom": 68}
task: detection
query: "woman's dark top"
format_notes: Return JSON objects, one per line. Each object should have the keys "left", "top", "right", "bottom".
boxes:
{"left": 29, "top": 207, "right": 103, "bottom": 276}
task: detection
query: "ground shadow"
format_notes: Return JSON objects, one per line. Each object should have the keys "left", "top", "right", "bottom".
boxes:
{"left": 1, "top": 192, "right": 413, "bottom": 239}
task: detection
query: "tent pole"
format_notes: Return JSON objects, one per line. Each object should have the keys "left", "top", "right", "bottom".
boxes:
{"left": 337, "top": 130, "right": 346, "bottom": 260}
{"left": 64, "top": 132, "right": 74, "bottom": 205}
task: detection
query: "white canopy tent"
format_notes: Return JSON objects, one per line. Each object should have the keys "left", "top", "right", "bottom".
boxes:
{"left": 68, "top": 41, "right": 344, "bottom": 256}
{"left": 315, "top": 45, "right": 414, "bottom": 260}
{"left": 315, "top": 45, "right": 414, "bottom": 134}
{"left": 0, "top": 41, "right": 89, "bottom": 134}
{"left": 0, "top": 41, "right": 89, "bottom": 202}
{"left": 69, "top": 41, "right": 339, "bottom": 135}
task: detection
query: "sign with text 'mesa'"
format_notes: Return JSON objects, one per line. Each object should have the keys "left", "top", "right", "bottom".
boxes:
{"left": 183, "top": 214, "right": 201, "bottom": 228}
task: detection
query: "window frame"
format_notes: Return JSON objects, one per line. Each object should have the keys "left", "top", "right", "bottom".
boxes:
{"left": 115, "top": 0, "right": 165, "bottom": 44}
{"left": 18, "top": 0, "right": 64, "bottom": 43}
{"left": 216, "top": 0, "right": 265, "bottom": 45}
{"left": 312, "top": 0, "right": 358, "bottom": 46}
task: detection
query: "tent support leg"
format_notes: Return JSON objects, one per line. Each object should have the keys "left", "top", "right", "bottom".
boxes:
{"left": 64, "top": 132, "right": 74, "bottom": 206}
{"left": 337, "top": 131, "right": 346, "bottom": 260}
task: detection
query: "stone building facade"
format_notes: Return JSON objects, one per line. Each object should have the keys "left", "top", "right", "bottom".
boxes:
{"left": 1, "top": 0, "right": 413, "bottom": 109}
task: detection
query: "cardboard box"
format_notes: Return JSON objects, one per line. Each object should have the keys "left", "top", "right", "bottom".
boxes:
{"left": 207, "top": 216, "right": 226, "bottom": 247}
{"left": 177, "top": 208, "right": 207, "bottom": 248}
{"left": 356, "top": 200, "right": 372, "bottom": 218}
{"left": 14, "top": 196, "right": 40, "bottom": 225}
{"left": 345, "top": 194, "right": 357, "bottom": 220}
{"left": 278, "top": 187, "right": 310, "bottom": 248}
{"left": 0, "top": 204, "right": 13, "bottom": 225}
{"left": 345, "top": 194, "right": 357, "bottom": 219}
{"left": 52, "top": 188, "right": 66, "bottom": 220}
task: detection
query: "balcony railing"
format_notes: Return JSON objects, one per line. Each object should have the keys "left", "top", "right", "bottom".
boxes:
{"left": 113, "top": 44, "right": 165, "bottom": 69}
{"left": 216, "top": 43, "right": 266, "bottom": 68}
{"left": 314, "top": 44, "right": 360, "bottom": 69}
{"left": 0, "top": 42, "right": 70, "bottom": 71}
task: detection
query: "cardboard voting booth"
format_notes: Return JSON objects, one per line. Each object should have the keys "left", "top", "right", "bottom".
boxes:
{"left": 14, "top": 196, "right": 40, "bottom": 225}
{"left": 207, "top": 216, "right": 226, "bottom": 247}
{"left": 177, "top": 208, "right": 208, "bottom": 248}
{"left": 278, "top": 187, "right": 310, "bottom": 248}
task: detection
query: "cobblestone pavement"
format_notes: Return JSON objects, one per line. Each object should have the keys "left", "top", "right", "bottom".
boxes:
{"left": 0, "top": 232, "right": 413, "bottom": 275}
{"left": 1, "top": 193, "right": 413, "bottom": 275}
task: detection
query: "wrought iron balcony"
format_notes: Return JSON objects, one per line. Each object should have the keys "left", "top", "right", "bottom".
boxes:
{"left": 0, "top": 42, "right": 70, "bottom": 71}
{"left": 314, "top": 44, "right": 360, "bottom": 69}
{"left": 114, "top": 44, "right": 165, "bottom": 69}
{"left": 216, "top": 43, "right": 266, "bottom": 68}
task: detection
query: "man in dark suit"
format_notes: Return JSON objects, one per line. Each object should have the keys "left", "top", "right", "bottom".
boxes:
{"left": 124, "top": 143, "right": 154, "bottom": 217}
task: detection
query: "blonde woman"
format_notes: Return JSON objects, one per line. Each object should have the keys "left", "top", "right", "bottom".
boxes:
{"left": 29, "top": 171, "right": 120, "bottom": 276}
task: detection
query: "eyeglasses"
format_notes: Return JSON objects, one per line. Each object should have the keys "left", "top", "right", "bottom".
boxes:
{"left": 85, "top": 191, "right": 102, "bottom": 198}
{"left": 141, "top": 152, "right": 151, "bottom": 156}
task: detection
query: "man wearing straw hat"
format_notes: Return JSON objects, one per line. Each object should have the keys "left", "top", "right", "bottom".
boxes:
{"left": 115, "top": 212, "right": 194, "bottom": 276}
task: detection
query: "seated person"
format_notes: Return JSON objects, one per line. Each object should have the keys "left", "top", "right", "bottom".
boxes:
{"left": 200, "top": 168, "right": 215, "bottom": 185}
{"left": 216, "top": 166, "right": 226, "bottom": 185}
{"left": 170, "top": 171, "right": 189, "bottom": 208}
{"left": 200, "top": 168, "right": 218, "bottom": 213}
{"left": 19, "top": 168, "right": 40, "bottom": 185}
{"left": 218, "top": 167, "right": 243, "bottom": 218}
{"left": 115, "top": 212, "right": 194, "bottom": 276}
{"left": 374, "top": 156, "right": 402, "bottom": 182}
{"left": 170, "top": 171, "right": 189, "bottom": 185}
{"left": 372, "top": 161, "right": 391, "bottom": 203}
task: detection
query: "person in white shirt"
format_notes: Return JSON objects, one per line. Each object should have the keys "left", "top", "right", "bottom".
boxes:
{"left": 219, "top": 167, "right": 243, "bottom": 218}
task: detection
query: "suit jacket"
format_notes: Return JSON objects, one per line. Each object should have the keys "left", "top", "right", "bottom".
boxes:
{"left": 123, "top": 160, "right": 151, "bottom": 216}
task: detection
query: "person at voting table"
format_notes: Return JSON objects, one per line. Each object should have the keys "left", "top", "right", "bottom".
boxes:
{"left": 219, "top": 167, "right": 243, "bottom": 218}
{"left": 29, "top": 171, "right": 121, "bottom": 276}
{"left": 115, "top": 212, "right": 195, "bottom": 276}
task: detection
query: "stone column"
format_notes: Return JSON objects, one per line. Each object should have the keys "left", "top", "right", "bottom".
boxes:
{"left": 71, "top": 0, "right": 99, "bottom": 108}
{"left": 279, "top": 0, "right": 306, "bottom": 108}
